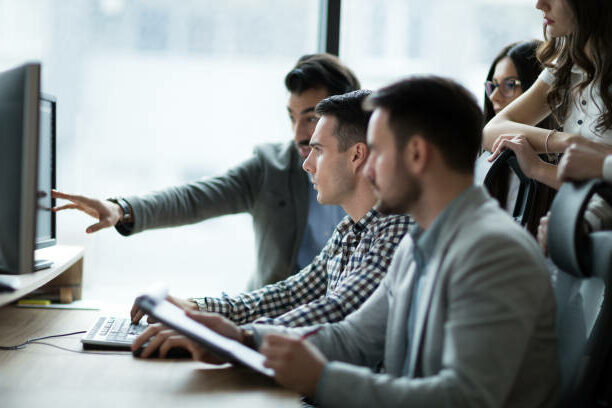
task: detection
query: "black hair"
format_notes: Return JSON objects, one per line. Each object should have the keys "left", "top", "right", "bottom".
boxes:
{"left": 365, "top": 76, "right": 483, "bottom": 174}
{"left": 315, "top": 90, "right": 373, "bottom": 151}
{"left": 484, "top": 40, "right": 552, "bottom": 124}
{"left": 285, "top": 53, "right": 361, "bottom": 97}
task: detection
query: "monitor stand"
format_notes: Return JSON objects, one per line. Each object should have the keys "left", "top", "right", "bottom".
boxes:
{"left": 34, "top": 259, "right": 53, "bottom": 271}
{"left": 0, "top": 246, "right": 84, "bottom": 307}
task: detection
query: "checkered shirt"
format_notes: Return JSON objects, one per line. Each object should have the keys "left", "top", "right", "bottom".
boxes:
{"left": 191, "top": 209, "right": 413, "bottom": 327}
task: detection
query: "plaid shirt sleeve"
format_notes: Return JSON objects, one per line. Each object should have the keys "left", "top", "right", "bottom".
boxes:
{"left": 190, "top": 239, "right": 334, "bottom": 325}
{"left": 253, "top": 214, "right": 412, "bottom": 327}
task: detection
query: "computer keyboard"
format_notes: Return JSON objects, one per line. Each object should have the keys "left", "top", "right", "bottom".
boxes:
{"left": 81, "top": 316, "right": 148, "bottom": 349}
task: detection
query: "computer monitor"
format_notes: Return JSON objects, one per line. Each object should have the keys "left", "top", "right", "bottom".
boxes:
{"left": 36, "top": 95, "right": 57, "bottom": 250}
{"left": 32, "top": 94, "right": 57, "bottom": 270}
{"left": 0, "top": 63, "right": 44, "bottom": 275}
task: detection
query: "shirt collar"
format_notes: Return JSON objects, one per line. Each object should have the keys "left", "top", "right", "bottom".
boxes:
{"left": 571, "top": 64, "right": 584, "bottom": 75}
{"left": 411, "top": 186, "right": 478, "bottom": 262}
{"left": 549, "top": 62, "right": 584, "bottom": 78}
{"left": 335, "top": 208, "right": 379, "bottom": 235}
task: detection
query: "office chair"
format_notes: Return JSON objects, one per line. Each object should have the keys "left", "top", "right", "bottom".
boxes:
{"left": 547, "top": 179, "right": 612, "bottom": 408}
{"left": 481, "top": 149, "right": 536, "bottom": 225}
{"left": 476, "top": 149, "right": 557, "bottom": 236}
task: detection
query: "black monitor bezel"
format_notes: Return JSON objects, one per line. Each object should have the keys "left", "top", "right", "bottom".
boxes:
{"left": 36, "top": 93, "right": 57, "bottom": 249}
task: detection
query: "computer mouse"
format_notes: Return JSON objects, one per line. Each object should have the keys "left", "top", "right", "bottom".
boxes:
{"left": 132, "top": 344, "right": 192, "bottom": 359}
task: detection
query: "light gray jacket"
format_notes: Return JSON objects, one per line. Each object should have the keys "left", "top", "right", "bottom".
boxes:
{"left": 118, "top": 141, "right": 309, "bottom": 289}
{"left": 253, "top": 187, "right": 560, "bottom": 407}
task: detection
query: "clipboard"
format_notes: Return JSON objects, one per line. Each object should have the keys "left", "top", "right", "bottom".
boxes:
{"left": 135, "top": 284, "right": 274, "bottom": 377}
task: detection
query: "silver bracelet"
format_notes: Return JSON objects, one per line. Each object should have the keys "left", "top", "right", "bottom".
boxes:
{"left": 545, "top": 129, "right": 557, "bottom": 155}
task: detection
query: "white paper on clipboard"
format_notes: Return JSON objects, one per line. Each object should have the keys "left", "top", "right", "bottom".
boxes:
{"left": 136, "top": 285, "right": 274, "bottom": 377}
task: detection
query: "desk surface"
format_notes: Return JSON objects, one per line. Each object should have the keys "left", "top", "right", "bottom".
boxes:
{"left": 0, "top": 306, "right": 300, "bottom": 407}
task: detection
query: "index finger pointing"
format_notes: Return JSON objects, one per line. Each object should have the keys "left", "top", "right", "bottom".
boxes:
{"left": 51, "top": 190, "right": 94, "bottom": 206}
{"left": 52, "top": 191, "right": 92, "bottom": 206}
{"left": 51, "top": 190, "right": 76, "bottom": 200}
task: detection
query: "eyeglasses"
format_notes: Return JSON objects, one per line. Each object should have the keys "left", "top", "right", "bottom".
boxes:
{"left": 484, "top": 78, "right": 522, "bottom": 98}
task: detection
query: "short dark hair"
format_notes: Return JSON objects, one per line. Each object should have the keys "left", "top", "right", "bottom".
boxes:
{"left": 285, "top": 53, "right": 361, "bottom": 96}
{"left": 364, "top": 76, "right": 483, "bottom": 174}
{"left": 315, "top": 90, "right": 373, "bottom": 152}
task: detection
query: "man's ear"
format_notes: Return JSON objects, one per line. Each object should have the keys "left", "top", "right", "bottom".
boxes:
{"left": 403, "top": 135, "right": 428, "bottom": 175}
{"left": 350, "top": 142, "right": 369, "bottom": 173}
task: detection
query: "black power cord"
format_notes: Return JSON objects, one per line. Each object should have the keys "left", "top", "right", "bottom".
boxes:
{"left": 0, "top": 330, "right": 131, "bottom": 355}
{"left": 0, "top": 330, "right": 87, "bottom": 350}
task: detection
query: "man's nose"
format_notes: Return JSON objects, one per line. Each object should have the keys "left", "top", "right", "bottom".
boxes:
{"left": 302, "top": 152, "right": 315, "bottom": 174}
{"left": 535, "top": 0, "right": 547, "bottom": 12}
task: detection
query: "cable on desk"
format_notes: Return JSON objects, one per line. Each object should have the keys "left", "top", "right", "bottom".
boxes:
{"left": 0, "top": 330, "right": 132, "bottom": 355}
{"left": 28, "top": 341, "right": 131, "bottom": 355}
{"left": 0, "top": 330, "right": 87, "bottom": 350}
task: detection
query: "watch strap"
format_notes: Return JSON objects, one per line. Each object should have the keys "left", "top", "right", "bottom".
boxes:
{"left": 108, "top": 197, "right": 133, "bottom": 224}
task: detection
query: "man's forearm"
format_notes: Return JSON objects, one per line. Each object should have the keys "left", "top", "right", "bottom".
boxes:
{"left": 190, "top": 281, "right": 315, "bottom": 325}
{"left": 191, "top": 261, "right": 327, "bottom": 325}
{"left": 253, "top": 297, "right": 347, "bottom": 327}
{"left": 253, "top": 263, "right": 387, "bottom": 328}
{"left": 120, "top": 154, "right": 262, "bottom": 234}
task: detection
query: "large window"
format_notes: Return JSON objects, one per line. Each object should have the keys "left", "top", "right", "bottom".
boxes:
{"left": 0, "top": 0, "right": 319, "bottom": 303}
{"left": 0, "top": 0, "right": 545, "bottom": 305}
{"left": 340, "top": 0, "right": 543, "bottom": 104}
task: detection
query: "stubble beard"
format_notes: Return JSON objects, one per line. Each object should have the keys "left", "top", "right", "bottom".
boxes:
{"left": 375, "top": 163, "right": 422, "bottom": 216}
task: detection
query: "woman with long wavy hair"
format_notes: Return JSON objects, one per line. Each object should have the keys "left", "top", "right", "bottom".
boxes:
{"left": 483, "top": 0, "right": 612, "bottom": 191}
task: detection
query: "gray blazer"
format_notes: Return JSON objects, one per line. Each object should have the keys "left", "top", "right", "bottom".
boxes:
{"left": 254, "top": 187, "right": 560, "bottom": 407}
{"left": 119, "top": 141, "right": 309, "bottom": 289}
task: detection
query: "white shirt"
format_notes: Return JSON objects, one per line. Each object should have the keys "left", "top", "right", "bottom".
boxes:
{"left": 540, "top": 66, "right": 612, "bottom": 229}
{"left": 539, "top": 66, "right": 612, "bottom": 144}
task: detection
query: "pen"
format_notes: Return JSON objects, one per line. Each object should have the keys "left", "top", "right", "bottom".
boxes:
{"left": 300, "top": 327, "right": 322, "bottom": 340}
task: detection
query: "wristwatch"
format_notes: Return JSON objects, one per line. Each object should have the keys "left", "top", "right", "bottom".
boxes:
{"left": 108, "top": 198, "right": 133, "bottom": 224}
{"left": 241, "top": 328, "right": 257, "bottom": 350}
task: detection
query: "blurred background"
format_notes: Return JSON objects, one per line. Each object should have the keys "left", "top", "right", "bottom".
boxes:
{"left": 0, "top": 0, "right": 541, "bottom": 305}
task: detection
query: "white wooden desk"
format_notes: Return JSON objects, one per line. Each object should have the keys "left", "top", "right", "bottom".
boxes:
{"left": 0, "top": 245, "right": 84, "bottom": 307}
{"left": 0, "top": 306, "right": 300, "bottom": 407}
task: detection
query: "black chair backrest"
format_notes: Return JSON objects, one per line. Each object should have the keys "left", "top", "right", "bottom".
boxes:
{"left": 483, "top": 149, "right": 536, "bottom": 225}
{"left": 547, "top": 179, "right": 612, "bottom": 408}
{"left": 476, "top": 150, "right": 557, "bottom": 236}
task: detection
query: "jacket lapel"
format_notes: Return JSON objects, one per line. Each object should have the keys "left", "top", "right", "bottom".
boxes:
{"left": 387, "top": 258, "right": 419, "bottom": 376}
{"left": 406, "top": 255, "right": 442, "bottom": 377}
{"left": 405, "top": 187, "right": 491, "bottom": 377}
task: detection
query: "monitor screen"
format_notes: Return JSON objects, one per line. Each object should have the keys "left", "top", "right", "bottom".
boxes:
{"left": 0, "top": 63, "right": 40, "bottom": 275}
{"left": 36, "top": 96, "right": 56, "bottom": 249}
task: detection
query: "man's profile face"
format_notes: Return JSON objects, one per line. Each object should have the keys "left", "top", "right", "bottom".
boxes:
{"left": 302, "top": 115, "right": 355, "bottom": 205}
{"left": 364, "top": 108, "right": 421, "bottom": 215}
{"left": 287, "top": 87, "right": 330, "bottom": 158}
